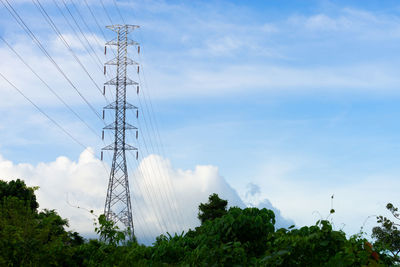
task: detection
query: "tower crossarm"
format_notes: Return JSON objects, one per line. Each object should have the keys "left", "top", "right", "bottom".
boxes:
{"left": 102, "top": 144, "right": 138, "bottom": 151}
{"left": 105, "top": 57, "right": 138, "bottom": 65}
{"left": 106, "top": 39, "right": 139, "bottom": 46}
{"left": 106, "top": 24, "right": 139, "bottom": 32}
{"left": 103, "top": 122, "right": 138, "bottom": 130}
{"left": 104, "top": 101, "right": 138, "bottom": 110}
{"left": 105, "top": 77, "right": 138, "bottom": 86}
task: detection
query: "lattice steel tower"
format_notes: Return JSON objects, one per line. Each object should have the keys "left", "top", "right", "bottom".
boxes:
{"left": 102, "top": 24, "right": 139, "bottom": 236}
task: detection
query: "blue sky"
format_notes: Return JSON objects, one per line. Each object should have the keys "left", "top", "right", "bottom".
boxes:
{"left": 1, "top": 0, "right": 400, "bottom": 239}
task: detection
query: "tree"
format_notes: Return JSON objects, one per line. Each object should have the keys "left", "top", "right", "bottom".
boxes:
{"left": 262, "top": 220, "right": 381, "bottom": 266}
{"left": 0, "top": 179, "right": 38, "bottom": 211}
{"left": 0, "top": 181, "right": 388, "bottom": 266}
{"left": 0, "top": 179, "right": 83, "bottom": 266}
{"left": 198, "top": 193, "right": 228, "bottom": 224}
{"left": 372, "top": 203, "right": 400, "bottom": 264}
{"left": 95, "top": 214, "right": 126, "bottom": 246}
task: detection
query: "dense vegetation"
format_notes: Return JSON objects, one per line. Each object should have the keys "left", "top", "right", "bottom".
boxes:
{"left": 0, "top": 179, "right": 399, "bottom": 266}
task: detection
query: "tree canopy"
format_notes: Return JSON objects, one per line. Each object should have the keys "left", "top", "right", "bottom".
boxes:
{"left": 0, "top": 179, "right": 38, "bottom": 211}
{"left": 0, "top": 179, "right": 395, "bottom": 266}
{"left": 0, "top": 179, "right": 83, "bottom": 266}
{"left": 372, "top": 203, "right": 400, "bottom": 265}
{"left": 198, "top": 193, "right": 228, "bottom": 224}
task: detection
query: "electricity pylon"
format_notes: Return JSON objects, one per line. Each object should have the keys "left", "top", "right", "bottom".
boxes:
{"left": 102, "top": 24, "right": 139, "bottom": 237}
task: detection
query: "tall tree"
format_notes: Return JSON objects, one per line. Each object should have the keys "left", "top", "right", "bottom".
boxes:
{"left": 198, "top": 193, "right": 228, "bottom": 224}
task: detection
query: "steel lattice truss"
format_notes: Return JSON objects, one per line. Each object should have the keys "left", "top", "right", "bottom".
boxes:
{"left": 102, "top": 24, "right": 139, "bottom": 236}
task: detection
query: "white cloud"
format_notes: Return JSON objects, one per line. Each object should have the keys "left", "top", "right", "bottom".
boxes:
{"left": 0, "top": 148, "right": 107, "bottom": 234}
{"left": 0, "top": 149, "right": 293, "bottom": 244}
{"left": 244, "top": 157, "right": 400, "bottom": 237}
{"left": 303, "top": 14, "right": 352, "bottom": 31}
{"left": 289, "top": 8, "right": 400, "bottom": 40}
{"left": 243, "top": 182, "right": 295, "bottom": 229}
{"left": 145, "top": 63, "right": 400, "bottom": 99}
{"left": 245, "top": 182, "right": 261, "bottom": 198}
{"left": 204, "top": 36, "right": 244, "bottom": 56}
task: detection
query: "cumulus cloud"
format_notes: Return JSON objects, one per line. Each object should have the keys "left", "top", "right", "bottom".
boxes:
{"left": 0, "top": 149, "right": 294, "bottom": 244}
{"left": 0, "top": 148, "right": 107, "bottom": 234}
{"left": 257, "top": 199, "right": 295, "bottom": 229}
{"left": 243, "top": 182, "right": 295, "bottom": 229}
{"left": 287, "top": 8, "right": 400, "bottom": 41}
{"left": 245, "top": 182, "right": 261, "bottom": 198}
{"left": 130, "top": 154, "right": 246, "bottom": 242}
{"left": 243, "top": 157, "right": 400, "bottom": 236}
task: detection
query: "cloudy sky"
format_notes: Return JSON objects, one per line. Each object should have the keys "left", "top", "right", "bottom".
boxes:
{"left": 1, "top": 0, "right": 400, "bottom": 243}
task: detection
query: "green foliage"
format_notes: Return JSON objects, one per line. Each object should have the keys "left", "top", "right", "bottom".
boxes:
{"left": 0, "top": 178, "right": 38, "bottom": 211}
{"left": 95, "top": 214, "right": 126, "bottom": 246}
{"left": 0, "top": 179, "right": 83, "bottom": 266}
{"left": 0, "top": 181, "right": 389, "bottom": 266}
{"left": 372, "top": 203, "right": 400, "bottom": 265}
{"left": 195, "top": 207, "right": 275, "bottom": 257}
{"left": 198, "top": 193, "right": 228, "bottom": 224}
{"left": 261, "top": 220, "right": 382, "bottom": 266}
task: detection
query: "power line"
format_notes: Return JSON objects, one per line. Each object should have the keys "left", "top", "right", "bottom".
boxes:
{"left": 1, "top": 0, "right": 166, "bottom": 243}
{"left": 95, "top": 0, "right": 179, "bottom": 233}
{"left": 0, "top": 36, "right": 100, "bottom": 139}
{"left": 0, "top": 53, "right": 155, "bottom": 245}
{"left": 0, "top": 63, "right": 153, "bottom": 244}
{"left": 81, "top": 0, "right": 116, "bottom": 58}
{"left": 109, "top": 3, "right": 188, "bottom": 231}
{"left": 135, "top": 51, "right": 189, "bottom": 230}
{"left": 127, "top": 135, "right": 178, "bottom": 233}
{"left": 0, "top": 71, "right": 88, "bottom": 150}
{"left": 97, "top": 1, "right": 176, "bottom": 233}
{"left": 63, "top": 0, "right": 120, "bottom": 103}
{"left": 99, "top": 0, "right": 114, "bottom": 25}
{"left": 126, "top": 153, "right": 169, "bottom": 235}
{"left": 112, "top": 0, "right": 126, "bottom": 24}
{"left": 50, "top": 0, "right": 104, "bottom": 69}
{"left": 67, "top": 0, "right": 105, "bottom": 56}
{"left": 81, "top": 0, "right": 116, "bottom": 59}
{"left": 54, "top": 1, "right": 171, "bottom": 237}
{"left": 0, "top": 0, "right": 103, "bottom": 122}
{"left": 0, "top": 71, "right": 113, "bottom": 217}
{"left": 50, "top": 0, "right": 115, "bottom": 103}
{"left": 130, "top": 109, "right": 182, "bottom": 233}
{"left": 82, "top": 0, "right": 108, "bottom": 41}
{"left": 32, "top": 0, "right": 108, "bottom": 104}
